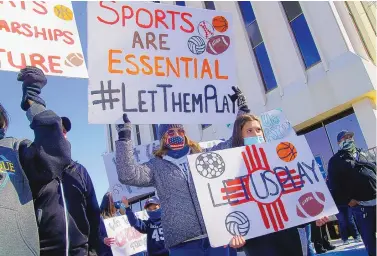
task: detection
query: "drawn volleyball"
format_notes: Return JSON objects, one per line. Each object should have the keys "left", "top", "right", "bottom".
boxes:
{"left": 195, "top": 152, "right": 226, "bottom": 179}
{"left": 225, "top": 211, "right": 250, "bottom": 236}
{"left": 187, "top": 36, "right": 206, "bottom": 55}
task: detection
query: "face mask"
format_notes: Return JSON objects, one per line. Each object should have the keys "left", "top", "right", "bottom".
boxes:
{"left": 244, "top": 135, "right": 265, "bottom": 146}
{"left": 166, "top": 135, "right": 185, "bottom": 150}
{"left": 147, "top": 208, "right": 162, "bottom": 221}
{"left": 339, "top": 138, "right": 356, "bottom": 151}
{"left": 0, "top": 128, "right": 4, "bottom": 140}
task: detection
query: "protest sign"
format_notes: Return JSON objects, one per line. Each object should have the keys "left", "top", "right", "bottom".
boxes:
{"left": 187, "top": 135, "right": 338, "bottom": 247}
{"left": 104, "top": 211, "right": 148, "bottom": 256}
{"left": 260, "top": 108, "right": 296, "bottom": 142}
{"left": 105, "top": 139, "right": 223, "bottom": 201}
{"left": 103, "top": 141, "right": 160, "bottom": 201}
{"left": 87, "top": 2, "right": 236, "bottom": 124}
{"left": 0, "top": 1, "right": 87, "bottom": 78}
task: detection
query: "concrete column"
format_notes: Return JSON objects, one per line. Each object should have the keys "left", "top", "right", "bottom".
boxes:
{"left": 185, "top": 1, "right": 204, "bottom": 9}
{"left": 252, "top": 2, "right": 307, "bottom": 90}
{"left": 353, "top": 98, "right": 377, "bottom": 149}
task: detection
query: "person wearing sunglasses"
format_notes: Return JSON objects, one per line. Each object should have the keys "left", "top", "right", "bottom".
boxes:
{"left": 115, "top": 87, "right": 249, "bottom": 256}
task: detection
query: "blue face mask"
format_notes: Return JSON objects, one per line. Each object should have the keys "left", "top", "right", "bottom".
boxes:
{"left": 244, "top": 136, "right": 265, "bottom": 146}
{"left": 339, "top": 138, "right": 356, "bottom": 152}
{"left": 0, "top": 128, "right": 5, "bottom": 140}
{"left": 147, "top": 208, "right": 162, "bottom": 221}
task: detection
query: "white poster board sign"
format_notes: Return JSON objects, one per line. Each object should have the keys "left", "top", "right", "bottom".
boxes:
{"left": 187, "top": 135, "right": 338, "bottom": 247}
{"left": 104, "top": 211, "right": 148, "bottom": 256}
{"left": 0, "top": 1, "right": 87, "bottom": 78}
{"left": 105, "top": 139, "right": 223, "bottom": 201}
{"left": 88, "top": 2, "right": 236, "bottom": 124}
{"left": 260, "top": 108, "right": 296, "bottom": 142}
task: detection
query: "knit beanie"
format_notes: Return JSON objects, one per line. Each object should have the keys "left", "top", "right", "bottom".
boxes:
{"left": 61, "top": 116, "right": 71, "bottom": 132}
{"left": 158, "top": 124, "right": 184, "bottom": 140}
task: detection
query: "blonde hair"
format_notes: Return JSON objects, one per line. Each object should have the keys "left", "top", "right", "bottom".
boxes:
{"left": 231, "top": 114, "right": 264, "bottom": 147}
{"left": 154, "top": 135, "right": 202, "bottom": 158}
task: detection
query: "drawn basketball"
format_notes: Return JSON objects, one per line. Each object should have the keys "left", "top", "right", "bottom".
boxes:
{"left": 212, "top": 16, "right": 228, "bottom": 33}
{"left": 54, "top": 5, "right": 74, "bottom": 21}
{"left": 195, "top": 152, "right": 225, "bottom": 179}
{"left": 65, "top": 53, "right": 84, "bottom": 67}
{"left": 187, "top": 36, "right": 206, "bottom": 55}
{"left": 276, "top": 142, "right": 297, "bottom": 162}
{"left": 197, "top": 21, "right": 215, "bottom": 40}
{"left": 296, "top": 192, "right": 326, "bottom": 218}
{"left": 225, "top": 211, "right": 250, "bottom": 236}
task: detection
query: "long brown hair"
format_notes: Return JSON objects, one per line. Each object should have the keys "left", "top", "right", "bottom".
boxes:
{"left": 0, "top": 103, "right": 9, "bottom": 131}
{"left": 154, "top": 135, "right": 202, "bottom": 158}
{"left": 100, "top": 192, "right": 116, "bottom": 219}
{"left": 231, "top": 114, "right": 264, "bottom": 147}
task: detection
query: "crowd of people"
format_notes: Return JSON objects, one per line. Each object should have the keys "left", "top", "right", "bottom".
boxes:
{"left": 1, "top": 66, "right": 376, "bottom": 256}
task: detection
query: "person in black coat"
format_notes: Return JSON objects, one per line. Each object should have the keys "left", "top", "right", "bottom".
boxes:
{"left": 16, "top": 67, "right": 101, "bottom": 256}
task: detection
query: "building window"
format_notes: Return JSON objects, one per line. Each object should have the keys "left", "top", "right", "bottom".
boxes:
{"left": 204, "top": 1, "right": 215, "bottom": 10}
{"left": 135, "top": 125, "right": 141, "bottom": 145}
{"left": 153, "top": 1, "right": 160, "bottom": 3}
{"left": 108, "top": 124, "right": 114, "bottom": 152}
{"left": 282, "top": 1, "right": 321, "bottom": 68}
{"left": 238, "top": 1, "right": 277, "bottom": 92}
{"left": 152, "top": 124, "right": 159, "bottom": 140}
{"left": 176, "top": 1, "right": 185, "bottom": 6}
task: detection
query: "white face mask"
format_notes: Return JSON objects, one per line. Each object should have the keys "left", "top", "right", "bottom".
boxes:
{"left": 244, "top": 135, "right": 265, "bottom": 146}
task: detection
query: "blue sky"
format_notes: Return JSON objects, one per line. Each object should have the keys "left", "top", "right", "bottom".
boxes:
{"left": 1, "top": 2, "right": 109, "bottom": 203}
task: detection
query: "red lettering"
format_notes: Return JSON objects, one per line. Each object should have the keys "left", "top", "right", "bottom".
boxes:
{"left": 48, "top": 56, "right": 62, "bottom": 74}
{"left": 121, "top": 5, "right": 134, "bottom": 27}
{"left": 53, "top": 29, "right": 63, "bottom": 41}
{"left": 32, "top": 1, "right": 47, "bottom": 15}
{"left": 97, "top": 1, "right": 119, "bottom": 25}
{"left": 21, "top": 23, "right": 33, "bottom": 37}
{"left": 19, "top": 1, "right": 26, "bottom": 9}
{"left": 135, "top": 8, "right": 153, "bottom": 29}
{"left": 8, "top": 51, "right": 26, "bottom": 69}
{"left": 10, "top": 22, "right": 22, "bottom": 35}
{"left": 155, "top": 9, "right": 168, "bottom": 29}
{"left": 62, "top": 31, "right": 74, "bottom": 45}
{"left": 181, "top": 12, "right": 194, "bottom": 33}
{"left": 34, "top": 26, "right": 48, "bottom": 40}
{"left": 30, "top": 53, "right": 48, "bottom": 73}
{"left": 0, "top": 20, "right": 11, "bottom": 32}
{"left": 166, "top": 10, "right": 180, "bottom": 30}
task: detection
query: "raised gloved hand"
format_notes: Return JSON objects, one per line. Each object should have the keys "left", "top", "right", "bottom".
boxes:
{"left": 17, "top": 66, "right": 47, "bottom": 111}
{"left": 116, "top": 114, "right": 131, "bottom": 141}
{"left": 228, "top": 86, "right": 249, "bottom": 112}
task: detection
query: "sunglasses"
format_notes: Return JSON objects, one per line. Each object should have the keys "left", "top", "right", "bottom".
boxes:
{"left": 167, "top": 129, "right": 185, "bottom": 137}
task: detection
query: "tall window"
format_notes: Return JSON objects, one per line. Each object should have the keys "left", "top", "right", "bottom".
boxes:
{"left": 238, "top": 1, "right": 277, "bottom": 92}
{"left": 282, "top": 2, "right": 321, "bottom": 68}
{"left": 153, "top": 1, "right": 160, "bottom": 3}
{"left": 204, "top": 1, "right": 215, "bottom": 10}
{"left": 135, "top": 125, "right": 141, "bottom": 145}
{"left": 176, "top": 1, "right": 185, "bottom": 6}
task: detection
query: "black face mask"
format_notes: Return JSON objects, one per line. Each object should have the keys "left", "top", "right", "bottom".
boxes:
{"left": 0, "top": 128, "right": 5, "bottom": 140}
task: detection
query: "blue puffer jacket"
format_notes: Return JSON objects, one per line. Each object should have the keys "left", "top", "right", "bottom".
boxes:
{"left": 115, "top": 125, "right": 233, "bottom": 249}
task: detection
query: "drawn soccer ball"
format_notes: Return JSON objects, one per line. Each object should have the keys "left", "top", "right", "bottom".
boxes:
{"left": 195, "top": 152, "right": 226, "bottom": 179}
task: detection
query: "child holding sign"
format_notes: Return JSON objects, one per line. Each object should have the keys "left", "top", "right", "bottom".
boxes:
{"left": 115, "top": 87, "right": 248, "bottom": 256}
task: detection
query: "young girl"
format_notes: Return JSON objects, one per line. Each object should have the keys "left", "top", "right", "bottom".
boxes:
{"left": 99, "top": 192, "right": 117, "bottom": 256}
{"left": 115, "top": 87, "right": 247, "bottom": 256}
{"left": 227, "top": 113, "right": 329, "bottom": 256}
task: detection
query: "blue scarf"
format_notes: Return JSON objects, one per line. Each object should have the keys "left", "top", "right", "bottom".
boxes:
{"left": 0, "top": 128, "right": 5, "bottom": 140}
{"left": 166, "top": 145, "right": 190, "bottom": 159}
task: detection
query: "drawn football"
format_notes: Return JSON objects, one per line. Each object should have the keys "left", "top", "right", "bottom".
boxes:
{"left": 195, "top": 152, "right": 225, "bottom": 179}
{"left": 296, "top": 192, "right": 326, "bottom": 218}
{"left": 65, "top": 53, "right": 84, "bottom": 67}
{"left": 206, "top": 35, "right": 230, "bottom": 55}
{"left": 225, "top": 211, "right": 250, "bottom": 236}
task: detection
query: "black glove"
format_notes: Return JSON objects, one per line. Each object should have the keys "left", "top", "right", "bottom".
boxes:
{"left": 116, "top": 114, "right": 131, "bottom": 141}
{"left": 228, "top": 86, "right": 249, "bottom": 112}
{"left": 17, "top": 66, "right": 47, "bottom": 111}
